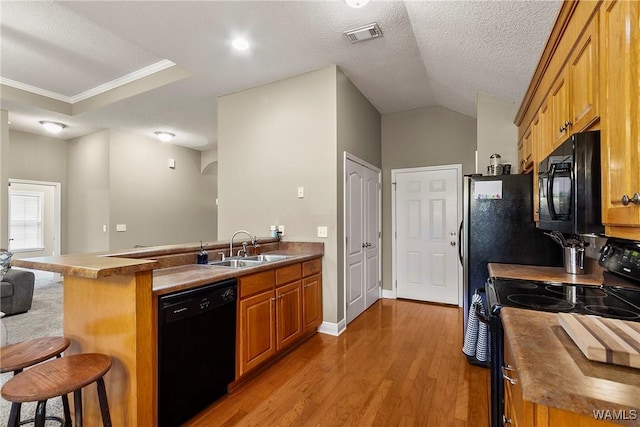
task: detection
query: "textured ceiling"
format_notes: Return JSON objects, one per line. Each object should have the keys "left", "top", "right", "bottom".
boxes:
{"left": 0, "top": 0, "right": 561, "bottom": 151}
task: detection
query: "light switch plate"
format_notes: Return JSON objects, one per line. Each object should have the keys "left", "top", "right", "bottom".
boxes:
{"left": 317, "top": 226, "right": 328, "bottom": 238}
{"left": 297, "top": 186, "right": 304, "bottom": 198}
{"left": 278, "top": 225, "right": 285, "bottom": 236}
{"left": 116, "top": 224, "right": 127, "bottom": 232}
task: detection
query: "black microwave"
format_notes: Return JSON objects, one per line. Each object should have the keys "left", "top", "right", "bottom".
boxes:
{"left": 538, "top": 131, "right": 603, "bottom": 235}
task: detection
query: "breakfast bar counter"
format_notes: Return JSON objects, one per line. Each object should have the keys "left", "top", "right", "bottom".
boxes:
{"left": 12, "top": 239, "right": 323, "bottom": 426}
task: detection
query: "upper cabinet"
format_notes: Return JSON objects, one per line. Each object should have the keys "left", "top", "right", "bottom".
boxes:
{"left": 599, "top": 0, "right": 640, "bottom": 239}
{"left": 569, "top": 16, "right": 599, "bottom": 134}
{"left": 516, "top": 1, "right": 640, "bottom": 237}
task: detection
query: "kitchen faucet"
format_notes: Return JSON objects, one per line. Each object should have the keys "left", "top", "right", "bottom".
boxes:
{"left": 230, "top": 230, "right": 256, "bottom": 257}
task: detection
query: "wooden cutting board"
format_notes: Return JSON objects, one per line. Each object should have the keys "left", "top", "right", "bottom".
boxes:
{"left": 558, "top": 313, "right": 640, "bottom": 369}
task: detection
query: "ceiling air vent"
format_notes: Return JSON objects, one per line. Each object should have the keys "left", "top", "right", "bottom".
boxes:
{"left": 344, "top": 23, "right": 383, "bottom": 44}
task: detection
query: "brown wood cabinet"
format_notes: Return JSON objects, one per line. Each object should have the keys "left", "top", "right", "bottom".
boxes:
{"left": 237, "top": 258, "right": 322, "bottom": 378}
{"left": 599, "top": 0, "right": 640, "bottom": 239}
{"left": 503, "top": 332, "right": 620, "bottom": 427}
{"left": 302, "top": 273, "right": 322, "bottom": 333}
{"left": 518, "top": 125, "right": 533, "bottom": 174}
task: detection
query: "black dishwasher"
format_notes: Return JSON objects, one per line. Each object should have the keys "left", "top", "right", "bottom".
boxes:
{"left": 158, "top": 278, "right": 237, "bottom": 427}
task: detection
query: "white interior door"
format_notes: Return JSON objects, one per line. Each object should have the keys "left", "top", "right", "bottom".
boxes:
{"left": 345, "top": 155, "right": 381, "bottom": 324}
{"left": 394, "top": 166, "right": 461, "bottom": 304}
{"left": 364, "top": 166, "right": 380, "bottom": 308}
{"left": 346, "top": 161, "right": 365, "bottom": 323}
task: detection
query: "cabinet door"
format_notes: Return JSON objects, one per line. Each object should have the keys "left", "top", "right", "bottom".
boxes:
{"left": 539, "top": 100, "right": 553, "bottom": 160}
{"left": 302, "top": 274, "right": 322, "bottom": 333}
{"left": 531, "top": 115, "right": 541, "bottom": 221}
{"left": 569, "top": 14, "right": 599, "bottom": 132}
{"left": 276, "top": 280, "right": 302, "bottom": 351}
{"left": 518, "top": 138, "right": 526, "bottom": 174}
{"left": 239, "top": 290, "right": 276, "bottom": 376}
{"left": 600, "top": 0, "right": 640, "bottom": 233}
{"left": 551, "top": 70, "right": 570, "bottom": 148}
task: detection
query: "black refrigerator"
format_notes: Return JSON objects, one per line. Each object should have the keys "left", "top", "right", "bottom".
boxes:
{"left": 461, "top": 174, "right": 563, "bottom": 332}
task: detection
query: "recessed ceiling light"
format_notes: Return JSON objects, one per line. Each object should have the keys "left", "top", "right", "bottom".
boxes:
{"left": 39, "top": 121, "right": 66, "bottom": 133}
{"left": 154, "top": 131, "right": 175, "bottom": 142}
{"left": 345, "top": 0, "right": 370, "bottom": 8}
{"left": 232, "top": 37, "right": 250, "bottom": 51}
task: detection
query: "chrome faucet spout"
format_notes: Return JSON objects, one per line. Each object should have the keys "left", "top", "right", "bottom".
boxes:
{"left": 230, "top": 230, "right": 254, "bottom": 258}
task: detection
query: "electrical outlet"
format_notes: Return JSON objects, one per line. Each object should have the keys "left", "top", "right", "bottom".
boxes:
{"left": 317, "top": 226, "right": 328, "bottom": 238}
{"left": 278, "top": 225, "right": 285, "bottom": 236}
{"left": 116, "top": 224, "right": 127, "bottom": 232}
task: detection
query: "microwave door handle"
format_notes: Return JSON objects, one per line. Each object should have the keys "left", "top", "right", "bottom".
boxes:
{"left": 548, "top": 163, "right": 558, "bottom": 220}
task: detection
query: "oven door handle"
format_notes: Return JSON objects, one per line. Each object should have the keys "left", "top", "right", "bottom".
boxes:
{"left": 474, "top": 288, "right": 490, "bottom": 324}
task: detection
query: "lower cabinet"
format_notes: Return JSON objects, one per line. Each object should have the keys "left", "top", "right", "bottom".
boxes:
{"left": 238, "top": 258, "right": 322, "bottom": 378}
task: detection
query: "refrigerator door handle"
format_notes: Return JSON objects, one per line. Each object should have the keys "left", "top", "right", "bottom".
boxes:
{"left": 458, "top": 220, "right": 463, "bottom": 265}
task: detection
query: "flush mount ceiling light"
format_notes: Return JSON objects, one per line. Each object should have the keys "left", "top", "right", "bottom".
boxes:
{"left": 345, "top": 0, "right": 370, "bottom": 8}
{"left": 39, "top": 121, "right": 66, "bottom": 133}
{"left": 154, "top": 131, "right": 175, "bottom": 142}
{"left": 231, "top": 37, "right": 250, "bottom": 51}
{"left": 344, "top": 23, "right": 383, "bottom": 43}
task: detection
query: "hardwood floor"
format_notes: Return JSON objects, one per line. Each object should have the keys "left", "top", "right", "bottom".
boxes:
{"left": 186, "top": 299, "right": 490, "bottom": 427}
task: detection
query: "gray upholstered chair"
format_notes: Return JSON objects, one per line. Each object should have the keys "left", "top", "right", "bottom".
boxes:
{"left": 0, "top": 269, "right": 35, "bottom": 316}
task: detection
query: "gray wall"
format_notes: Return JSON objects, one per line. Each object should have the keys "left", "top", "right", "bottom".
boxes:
{"left": 0, "top": 111, "right": 9, "bottom": 249}
{"left": 67, "top": 130, "right": 110, "bottom": 254}
{"left": 218, "top": 66, "right": 341, "bottom": 323}
{"left": 336, "top": 67, "right": 382, "bottom": 321}
{"left": 381, "top": 106, "right": 477, "bottom": 290}
{"left": 7, "top": 130, "right": 68, "bottom": 253}
{"left": 7, "top": 129, "right": 217, "bottom": 254}
{"left": 108, "top": 130, "right": 217, "bottom": 250}
{"left": 476, "top": 92, "right": 518, "bottom": 173}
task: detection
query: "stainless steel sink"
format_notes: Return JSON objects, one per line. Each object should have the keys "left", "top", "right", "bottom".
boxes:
{"left": 243, "top": 254, "right": 292, "bottom": 262}
{"left": 207, "top": 254, "right": 292, "bottom": 268}
{"left": 208, "top": 259, "right": 263, "bottom": 268}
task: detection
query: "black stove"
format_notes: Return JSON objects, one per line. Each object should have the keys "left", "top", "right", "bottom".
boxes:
{"left": 483, "top": 237, "right": 640, "bottom": 427}
{"left": 487, "top": 277, "right": 640, "bottom": 320}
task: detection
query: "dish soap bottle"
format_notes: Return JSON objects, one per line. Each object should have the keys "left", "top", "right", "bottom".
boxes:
{"left": 197, "top": 241, "right": 208, "bottom": 264}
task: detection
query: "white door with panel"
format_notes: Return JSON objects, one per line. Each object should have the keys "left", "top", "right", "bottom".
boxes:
{"left": 346, "top": 157, "right": 381, "bottom": 324}
{"left": 394, "top": 166, "right": 460, "bottom": 304}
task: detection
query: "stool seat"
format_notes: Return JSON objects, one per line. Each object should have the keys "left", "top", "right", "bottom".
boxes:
{"left": 1, "top": 353, "right": 111, "bottom": 403}
{"left": 0, "top": 336, "right": 70, "bottom": 373}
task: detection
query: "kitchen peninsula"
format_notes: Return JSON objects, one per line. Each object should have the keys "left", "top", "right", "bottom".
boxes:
{"left": 13, "top": 238, "right": 323, "bottom": 426}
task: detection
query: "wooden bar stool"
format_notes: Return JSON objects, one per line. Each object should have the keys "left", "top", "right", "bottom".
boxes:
{"left": 0, "top": 336, "right": 72, "bottom": 426}
{"left": 1, "top": 353, "right": 112, "bottom": 427}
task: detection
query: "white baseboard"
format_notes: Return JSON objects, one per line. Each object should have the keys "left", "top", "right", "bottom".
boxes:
{"left": 318, "top": 319, "right": 346, "bottom": 336}
{"left": 382, "top": 289, "right": 396, "bottom": 299}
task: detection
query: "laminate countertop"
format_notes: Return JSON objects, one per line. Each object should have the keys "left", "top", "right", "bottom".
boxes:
{"left": 488, "top": 262, "right": 604, "bottom": 286}
{"left": 501, "top": 308, "right": 640, "bottom": 425}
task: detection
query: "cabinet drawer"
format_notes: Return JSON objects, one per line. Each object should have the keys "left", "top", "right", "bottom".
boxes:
{"left": 276, "top": 263, "right": 301, "bottom": 286}
{"left": 302, "top": 258, "right": 321, "bottom": 277}
{"left": 240, "top": 270, "right": 275, "bottom": 298}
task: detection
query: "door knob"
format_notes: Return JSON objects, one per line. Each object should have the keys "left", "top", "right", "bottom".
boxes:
{"left": 450, "top": 241, "right": 456, "bottom": 247}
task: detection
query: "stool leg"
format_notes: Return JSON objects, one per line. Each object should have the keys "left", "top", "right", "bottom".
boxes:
{"left": 73, "top": 390, "right": 82, "bottom": 427}
{"left": 95, "top": 378, "right": 112, "bottom": 427}
{"left": 34, "top": 401, "right": 47, "bottom": 427}
{"left": 7, "top": 402, "right": 21, "bottom": 427}
{"left": 62, "top": 394, "right": 72, "bottom": 427}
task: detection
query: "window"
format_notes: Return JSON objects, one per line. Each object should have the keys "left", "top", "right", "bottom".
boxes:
{"left": 9, "top": 190, "right": 45, "bottom": 252}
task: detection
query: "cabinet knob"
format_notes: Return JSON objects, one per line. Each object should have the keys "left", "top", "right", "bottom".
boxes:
{"left": 502, "top": 415, "right": 513, "bottom": 425}
{"left": 564, "top": 120, "right": 573, "bottom": 128}
{"left": 632, "top": 193, "right": 640, "bottom": 205}
{"left": 501, "top": 365, "right": 516, "bottom": 385}
{"left": 271, "top": 297, "right": 276, "bottom": 302}
{"left": 622, "top": 194, "right": 631, "bottom": 206}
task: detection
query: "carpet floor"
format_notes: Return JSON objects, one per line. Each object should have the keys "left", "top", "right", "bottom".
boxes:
{"left": 1, "top": 277, "right": 64, "bottom": 425}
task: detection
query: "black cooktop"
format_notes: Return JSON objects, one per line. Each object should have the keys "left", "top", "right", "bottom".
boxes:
{"left": 488, "top": 277, "right": 640, "bottom": 321}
